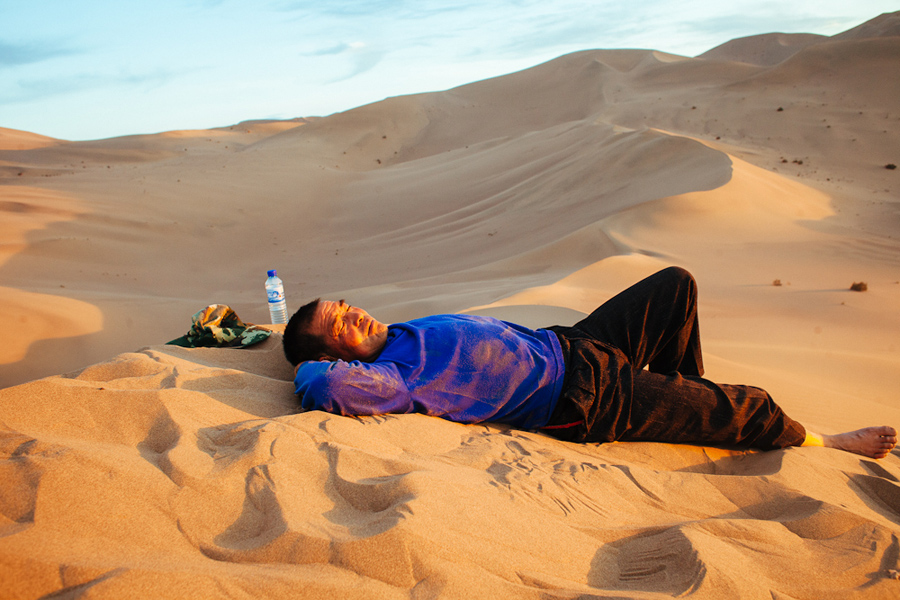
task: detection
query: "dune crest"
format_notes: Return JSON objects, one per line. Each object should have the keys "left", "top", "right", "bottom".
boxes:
{"left": 0, "top": 128, "right": 60, "bottom": 151}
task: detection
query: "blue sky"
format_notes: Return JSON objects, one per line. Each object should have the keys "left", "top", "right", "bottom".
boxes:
{"left": 1, "top": 0, "right": 895, "bottom": 140}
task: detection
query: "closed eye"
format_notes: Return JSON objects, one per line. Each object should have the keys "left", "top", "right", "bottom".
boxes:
{"left": 332, "top": 302, "right": 350, "bottom": 336}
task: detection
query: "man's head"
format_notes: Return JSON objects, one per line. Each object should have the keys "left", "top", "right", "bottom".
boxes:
{"left": 283, "top": 298, "right": 389, "bottom": 365}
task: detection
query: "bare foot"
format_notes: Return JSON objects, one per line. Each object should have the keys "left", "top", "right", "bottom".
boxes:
{"left": 822, "top": 426, "right": 898, "bottom": 459}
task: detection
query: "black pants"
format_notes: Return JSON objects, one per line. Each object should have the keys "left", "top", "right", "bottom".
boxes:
{"left": 543, "top": 267, "right": 806, "bottom": 450}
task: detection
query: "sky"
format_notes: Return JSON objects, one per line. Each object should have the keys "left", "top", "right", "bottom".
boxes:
{"left": 1, "top": 0, "right": 896, "bottom": 141}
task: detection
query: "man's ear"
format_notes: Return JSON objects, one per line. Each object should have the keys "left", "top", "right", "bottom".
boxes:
{"left": 317, "top": 353, "right": 340, "bottom": 362}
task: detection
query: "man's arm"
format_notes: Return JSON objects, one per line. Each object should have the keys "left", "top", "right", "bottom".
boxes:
{"left": 294, "top": 359, "right": 413, "bottom": 417}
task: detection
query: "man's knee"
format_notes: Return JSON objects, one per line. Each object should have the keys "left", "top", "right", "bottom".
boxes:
{"left": 662, "top": 265, "right": 693, "bottom": 280}
{"left": 655, "top": 266, "right": 696, "bottom": 291}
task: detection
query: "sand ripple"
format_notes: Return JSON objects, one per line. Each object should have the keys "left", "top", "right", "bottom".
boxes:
{"left": 1, "top": 336, "right": 899, "bottom": 598}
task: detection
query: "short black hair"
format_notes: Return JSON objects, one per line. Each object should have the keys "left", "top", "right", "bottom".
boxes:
{"left": 282, "top": 298, "right": 331, "bottom": 365}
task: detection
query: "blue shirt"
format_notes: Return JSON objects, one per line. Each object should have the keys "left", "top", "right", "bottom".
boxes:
{"left": 294, "top": 314, "right": 566, "bottom": 429}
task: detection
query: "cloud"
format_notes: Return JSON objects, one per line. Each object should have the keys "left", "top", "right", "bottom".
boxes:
{"left": 271, "top": 0, "right": 381, "bottom": 17}
{"left": 339, "top": 48, "right": 387, "bottom": 81}
{"left": 301, "top": 39, "right": 386, "bottom": 82}
{"left": 272, "top": 0, "right": 480, "bottom": 20}
{"left": 0, "top": 40, "right": 79, "bottom": 68}
{"left": 458, "top": 4, "right": 644, "bottom": 60}
{"left": 0, "top": 69, "right": 184, "bottom": 105}
{"left": 273, "top": 0, "right": 399, "bottom": 17}
{"left": 491, "top": 19, "right": 616, "bottom": 57}
{"left": 322, "top": 45, "right": 388, "bottom": 82}
{"left": 308, "top": 42, "right": 353, "bottom": 56}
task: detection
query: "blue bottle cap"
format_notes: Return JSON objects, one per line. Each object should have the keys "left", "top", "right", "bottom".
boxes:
{"left": 267, "top": 269, "right": 276, "bottom": 277}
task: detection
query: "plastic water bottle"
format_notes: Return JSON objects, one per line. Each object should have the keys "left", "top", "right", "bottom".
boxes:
{"left": 265, "top": 269, "right": 288, "bottom": 324}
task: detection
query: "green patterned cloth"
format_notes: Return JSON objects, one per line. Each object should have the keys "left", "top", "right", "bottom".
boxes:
{"left": 167, "top": 304, "right": 271, "bottom": 348}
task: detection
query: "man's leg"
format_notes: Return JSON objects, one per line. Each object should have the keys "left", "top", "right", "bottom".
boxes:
{"left": 624, "top": 370, "right": 898, "bottom": 457}
{"left": 544, "top": 266, "right": 707, "bottom": 439}
{"left": 621, "top": 369, "right": 806, "bottom": 449}
{"left": 563, "top": 266, "right": 704, "bottom": 376}
{"left": 546, "top": 266, "right": 899, "bottom": 457}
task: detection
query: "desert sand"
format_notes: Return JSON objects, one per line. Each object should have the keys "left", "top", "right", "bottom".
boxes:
{"left": 1, "top": 12, "right": 899, "bottom": 599}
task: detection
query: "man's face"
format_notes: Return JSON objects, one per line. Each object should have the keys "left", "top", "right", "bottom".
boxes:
{"left": 312, "top": 300, "right": 389, "bottom": 362}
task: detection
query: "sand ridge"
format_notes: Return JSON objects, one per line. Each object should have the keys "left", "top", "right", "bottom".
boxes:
{"left": 2, "top": 334, "right": 900, "bottom": 598}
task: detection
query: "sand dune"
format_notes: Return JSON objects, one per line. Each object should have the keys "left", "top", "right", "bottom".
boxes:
{"left": 3, "top": 335, "right": 900, "bottom": 598}
{"left": 0, "top": 128, "right": 60, "bottom": 152}
{"left": 700, "top": 10, "right": 900, "bottom": 65}
{"left": 833, "top": 11, "right": 900, "bottom": 40}
{"left": 1, "top": 11, "right": 899, "bottom": 599}
{"left": 699, "top": 33, "right": 827, "bottom": 66}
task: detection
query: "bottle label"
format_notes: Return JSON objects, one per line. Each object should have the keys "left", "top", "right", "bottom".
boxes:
{"left": 267, "top": 289, "right": 284, "bottom": 303}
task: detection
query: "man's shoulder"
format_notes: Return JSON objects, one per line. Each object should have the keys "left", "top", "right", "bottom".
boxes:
{"left": 395, "top": 313, "right": 499, "bottom": 328}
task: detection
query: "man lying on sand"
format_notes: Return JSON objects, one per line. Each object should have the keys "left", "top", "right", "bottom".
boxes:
{"left": 283, "top": 267, "right": 896, "bottom": 459}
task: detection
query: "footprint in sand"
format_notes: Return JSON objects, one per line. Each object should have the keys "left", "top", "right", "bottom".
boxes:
{"left": 609, "top": 527, "right": 706, "bottom": 595}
